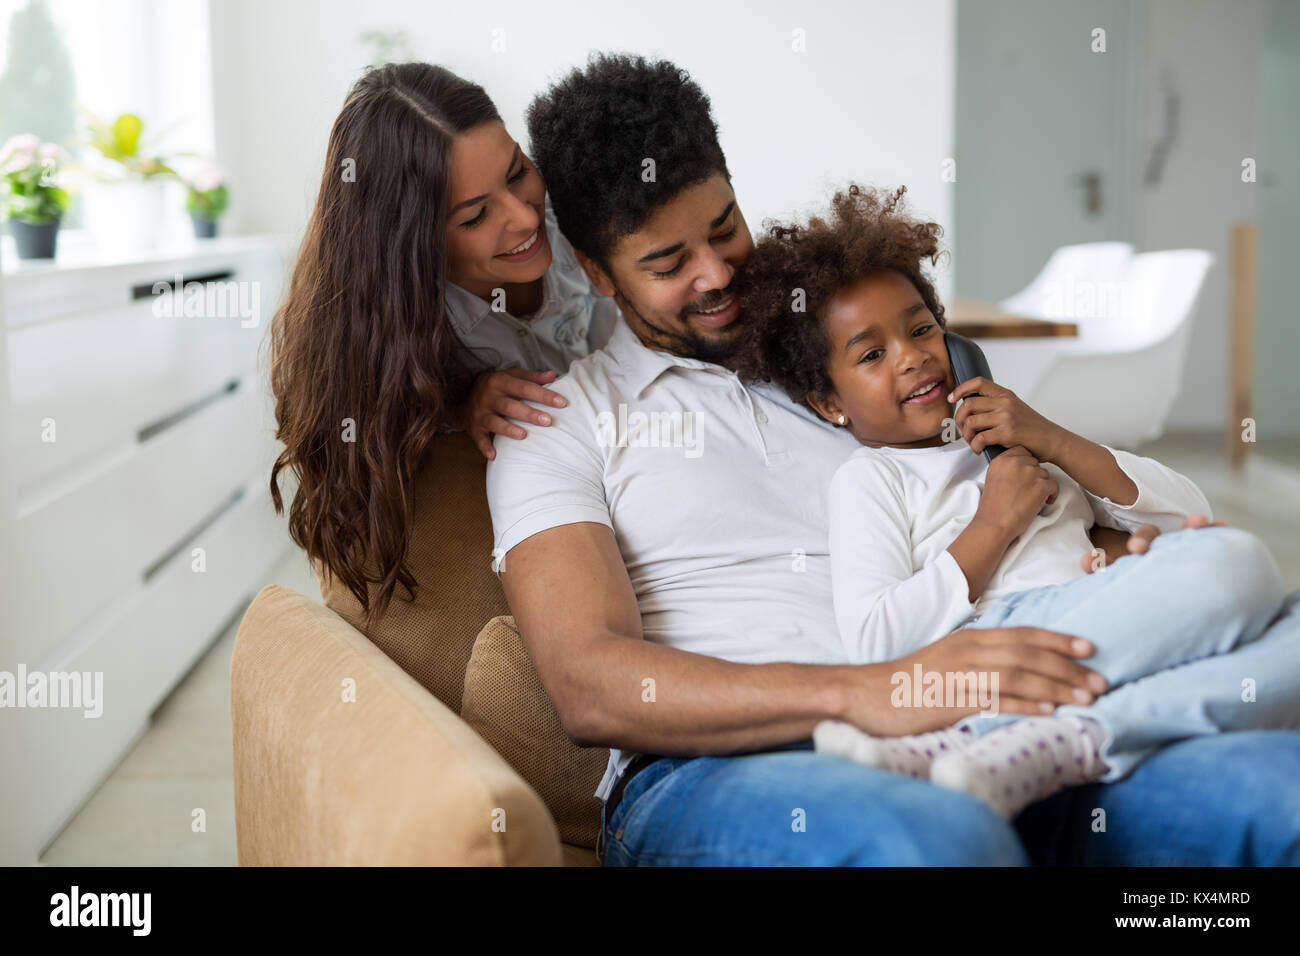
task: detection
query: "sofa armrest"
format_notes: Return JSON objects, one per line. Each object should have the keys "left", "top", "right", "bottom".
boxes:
{"left": 231, "top": 585, "right": 562, "bottom": 865}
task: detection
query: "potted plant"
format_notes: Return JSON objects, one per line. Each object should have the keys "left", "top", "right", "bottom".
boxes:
{"left": 79, "top": 110, "right": 178, "bottom": 250}
{"left": 185, "top": 161, "right": 228, "bottom": 238}
{"left": 1, "top": 134, "right": 71, "bottom": 260}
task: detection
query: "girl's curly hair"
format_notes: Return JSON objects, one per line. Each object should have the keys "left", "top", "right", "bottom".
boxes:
{"left": 733, "top": 184, "right": 947, "bottom": 409}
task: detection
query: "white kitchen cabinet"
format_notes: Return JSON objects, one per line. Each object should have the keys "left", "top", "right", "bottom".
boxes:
{"left": 0, "top": 236, "right": 296, "bottom": 863}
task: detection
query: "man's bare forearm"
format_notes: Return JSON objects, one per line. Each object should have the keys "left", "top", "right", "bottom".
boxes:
{"left": 568, "top": 633, "right": 871, "bottom": 756}
{"left": 499, "top": 521, "right": 879, "bottom": 759}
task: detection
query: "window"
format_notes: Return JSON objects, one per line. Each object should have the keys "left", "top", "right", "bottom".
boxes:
{"left": 0, "top": 0, "right": 214, "bottom": 230}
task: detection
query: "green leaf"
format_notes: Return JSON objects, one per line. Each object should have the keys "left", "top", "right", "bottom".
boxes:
{"left": 206, "top": 182, "right": 229, "bottom": 217}
{"left": 185, "top": 181, "right": 228, "bottom": 220}
{"left": 81, "top": 108, "right": 119, "bottom": 157}
{"left": 112, "top": 113, "right": 143, "bottom": 157}
{"left": 8, "top": 193, "right": 40, "bottom": 216}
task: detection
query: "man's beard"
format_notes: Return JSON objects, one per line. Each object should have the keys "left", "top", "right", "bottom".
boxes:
{"left": 613, "top": 283, "right": 746, "bottom": 367}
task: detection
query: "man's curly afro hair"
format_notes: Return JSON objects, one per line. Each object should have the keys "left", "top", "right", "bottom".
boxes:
{"left": 733, "top": 184, "right": 947, "bottom": 410}
{"left": 526, "top": 53, "right": 731, "bottom": 270}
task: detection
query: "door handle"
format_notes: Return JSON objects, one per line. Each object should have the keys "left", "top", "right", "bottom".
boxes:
{"left": 1076, "top": 170, "right": 1103, "bottom": 216}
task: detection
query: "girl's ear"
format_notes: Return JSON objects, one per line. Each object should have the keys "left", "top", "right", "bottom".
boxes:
{"left": 805, "top": 391, "right": 843, "bottom": 426}
{"left": 574, "top": 249, "right": 616, "bottom": 297}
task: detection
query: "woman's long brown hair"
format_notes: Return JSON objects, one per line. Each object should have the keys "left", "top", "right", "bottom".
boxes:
{"left": 269, "top": 63, "right": 500, "bottom": 629}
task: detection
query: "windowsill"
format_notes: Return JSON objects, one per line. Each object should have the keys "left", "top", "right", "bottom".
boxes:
{"left": 1, "top": 230, "right": 293, "bottom": 276}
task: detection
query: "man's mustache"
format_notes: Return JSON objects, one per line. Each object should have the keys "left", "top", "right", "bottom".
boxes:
{"left": 686, "top": 280, "right": 740, "bottom": 315}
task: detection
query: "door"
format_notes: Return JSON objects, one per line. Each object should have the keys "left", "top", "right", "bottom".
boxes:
{"left": 954, "top": 0, "right": 1144, "bottom": 301}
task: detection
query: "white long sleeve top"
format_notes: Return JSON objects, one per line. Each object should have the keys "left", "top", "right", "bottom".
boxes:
{"left": 827, "top": 439, "right": 1212, "bottom": 665}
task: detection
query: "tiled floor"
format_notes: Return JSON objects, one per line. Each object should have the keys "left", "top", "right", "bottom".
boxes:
{"left": 38, "top": 548, "right": 320, "bottom": 867}
{"left": 1139, "top": 433, "right": 1300, "bottom": 586}
{"left": 37, "top": 432, "right": 1300, "bottom": 865}
{"left": 1258, "top": 437, "right": 1300, "bottom": 477}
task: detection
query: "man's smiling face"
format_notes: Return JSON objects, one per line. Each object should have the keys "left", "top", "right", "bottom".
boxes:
{"left": 575, "top": 172, "right": 755, "bottom": 365}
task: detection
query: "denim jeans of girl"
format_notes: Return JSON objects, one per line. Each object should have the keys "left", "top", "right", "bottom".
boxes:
{"left": 955, "top": 526, "right": 1293, "bottom": 781}
{"left": 599, "top": 528, "right": 1300, "bottom": 865}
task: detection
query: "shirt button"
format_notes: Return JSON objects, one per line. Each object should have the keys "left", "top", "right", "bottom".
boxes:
{"left": 615, "top": 829, "right": 624, "bottom": 839}
{"left": 756, "top": 413, "right": 768, "bottom": 424}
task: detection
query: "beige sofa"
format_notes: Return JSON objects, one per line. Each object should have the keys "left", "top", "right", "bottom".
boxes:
{"left": 231, "top": 433, "right": 608, "bottom": 865}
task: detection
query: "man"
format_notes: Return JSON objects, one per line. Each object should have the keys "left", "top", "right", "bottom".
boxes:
{"left": 486, "top": 53, "right": 1300, "bottom": 865}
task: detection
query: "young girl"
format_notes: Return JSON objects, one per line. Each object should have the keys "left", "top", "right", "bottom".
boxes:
{"left": 735, "top": 183, "right": 1296, "bottom": 819}
{"left": 269, "top": 63, "right": 618, "bottom": 627}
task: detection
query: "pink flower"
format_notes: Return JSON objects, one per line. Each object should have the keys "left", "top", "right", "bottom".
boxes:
{"left": 37, "top": 143, "right": 66, "bottom": 167}
{"left": 1, "top": 133, "right": 40, "bottom": 174}
{"left": 191, "top": 161, "right": 226, "bottom": 194}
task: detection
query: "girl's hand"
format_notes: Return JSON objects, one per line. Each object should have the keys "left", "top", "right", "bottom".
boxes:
{"left": 1081, "top": 514, "right": 1227, "bottom": 574}
{"left": 949, "top": 377, "right": 1071, "bottom": 462}
{"left": 975, "top": 445, "right": 1059, "bottom": 542}
{"left": 458, "top": 368, "right": 568, "bottom": 460}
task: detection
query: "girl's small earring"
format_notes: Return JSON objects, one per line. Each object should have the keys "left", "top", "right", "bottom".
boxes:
{"left": 837, "top": 415, "right": 847, "bottom": 426}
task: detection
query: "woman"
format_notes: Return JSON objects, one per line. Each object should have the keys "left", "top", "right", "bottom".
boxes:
{"left": 269, "top": 62, "right": 618, "bottom": 626}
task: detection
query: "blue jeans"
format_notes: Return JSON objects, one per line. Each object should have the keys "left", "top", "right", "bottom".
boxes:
{"left": 599, "top": 738, "right": 1029, "bottom": 865}
{"left": 956, "top": 527, "right": 1293, "bottom": 780}
{"left": 599, "top": 731, "right": 1300, "bottom": 865}
{"left": 600, "top": 530, "right": 1300, "bottom": 866}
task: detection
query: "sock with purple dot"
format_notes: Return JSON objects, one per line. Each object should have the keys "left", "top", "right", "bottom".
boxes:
{"left": 928, "top": 715, "right": 1109, "bottom": 819}
{"left": 813, "top": 719, "right": 978, "bottom": 779}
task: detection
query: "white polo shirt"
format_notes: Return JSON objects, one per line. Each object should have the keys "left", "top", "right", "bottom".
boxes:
{"left": 445, "top": 195, "right": 621, "bottom": 376}
{"left": 485, "top": 319, "right": 861, "bottom": 802}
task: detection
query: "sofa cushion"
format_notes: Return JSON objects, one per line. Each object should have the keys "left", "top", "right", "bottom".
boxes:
{"left": 319, "top": 432, "right": 510, "bottom": 713}
{"left": 233, "top": 586, "right": 563, "bottom": 865}
{"left": 461, "top": 615, "right": 606, "bottom": 849}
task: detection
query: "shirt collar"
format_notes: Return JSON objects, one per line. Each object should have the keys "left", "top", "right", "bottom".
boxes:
{"left": 444, "top": 281, "right": 490, "bottom": 336}
{"left": 605, "top": 318, "right": 736, "bottom": 398}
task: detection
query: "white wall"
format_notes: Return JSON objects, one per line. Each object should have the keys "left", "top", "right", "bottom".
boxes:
{"left": 1139, "top": 0, "right": 1266, "bottom": 430}
{"left": 208, "top": 0, "right": 955, "bottom": 293}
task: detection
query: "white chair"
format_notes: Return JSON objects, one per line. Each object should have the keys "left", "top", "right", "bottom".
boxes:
{"left": 999, "top": 241, "right": 1135, "bottom": 321}
{"left": 981, "top": 250, "right": 1214, "bottom": 449}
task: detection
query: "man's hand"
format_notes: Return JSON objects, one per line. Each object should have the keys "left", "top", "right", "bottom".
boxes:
{"left": 1082, "top": 514, "right": 1227, "bottom": 574}
{"left": 454, "top": 368, "right": 568, "bottom": 460}
{"left": 950, "top": 377, "right": 1072, "bottom": 461}
{"left": 841, "top": 626, "right": 1110, "bottom": 736}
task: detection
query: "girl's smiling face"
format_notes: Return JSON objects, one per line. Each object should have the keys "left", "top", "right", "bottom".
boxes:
{"left": 805, "top": 270, "right": 955, "bottom": 448}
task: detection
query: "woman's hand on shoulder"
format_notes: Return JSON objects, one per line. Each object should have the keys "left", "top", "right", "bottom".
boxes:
{"left": 458, "top": 368, "right": 568, "bottom": 460}
{"left": 949, "top": 377, "right": 1071, "bottom": 462}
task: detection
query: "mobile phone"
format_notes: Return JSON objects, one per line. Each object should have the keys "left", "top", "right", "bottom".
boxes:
{"left": 944, "top": 331, "right": 1006, "bottom": 462}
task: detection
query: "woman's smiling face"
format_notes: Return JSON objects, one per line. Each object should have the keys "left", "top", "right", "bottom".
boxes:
{"left": 807, "top": 270, "right": 955, "bottom": 449}
{"left": 444, "top": 121, "right": 552, "bottom": 296}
